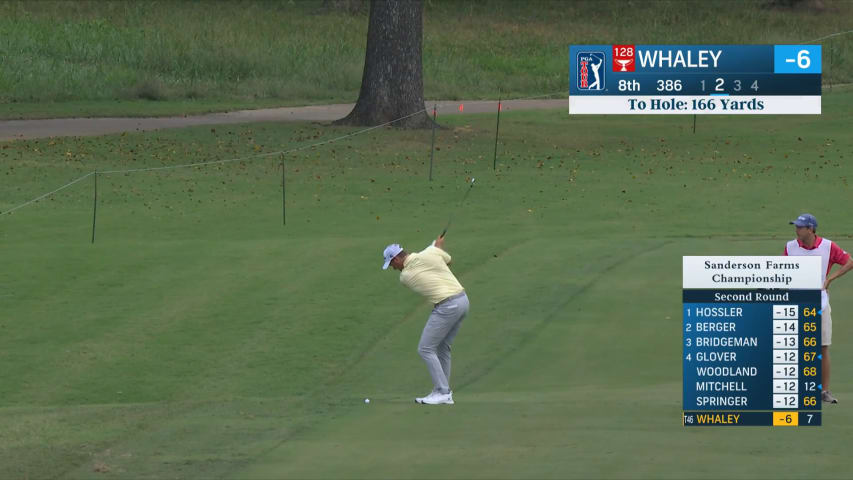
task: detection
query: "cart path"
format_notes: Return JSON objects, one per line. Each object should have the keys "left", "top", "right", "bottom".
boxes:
{"left": 0, "top": 99, "right": 569, "bottom": 141}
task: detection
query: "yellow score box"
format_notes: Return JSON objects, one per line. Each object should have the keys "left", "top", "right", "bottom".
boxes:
{"left": 773, "top": 412, "right": 799, "bottom": 426}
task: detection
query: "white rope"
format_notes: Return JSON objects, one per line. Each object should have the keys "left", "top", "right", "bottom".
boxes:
{"left": 805, "top": 28, "right": 853, "bottom": 44}
{"left": 1, "top": 171, "right": 95, "bottom": 215}
{"left": 0, "top": 89, "right": 569, "bottom": 217}
{"left": 98, "top": 108, "right": 429, "bottom": 175}
{"left": 0, "top": 108, "right": 429, "bottom": 215}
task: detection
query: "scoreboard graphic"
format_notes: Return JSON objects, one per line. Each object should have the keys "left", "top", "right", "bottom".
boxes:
{"left": 569, "top": 45, "right": 822, "bottom": 114}
{"left": 683, "top": 256, "right": 822, "bottom": 427}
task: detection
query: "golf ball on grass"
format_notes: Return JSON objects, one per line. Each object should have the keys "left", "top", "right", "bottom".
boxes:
{"left": 364, "top": 398, "right": 370, "bottom": 404}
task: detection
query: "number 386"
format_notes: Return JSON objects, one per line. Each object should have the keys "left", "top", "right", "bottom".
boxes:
{"left": 656, "top": 80, "right": 682, "bottom": 92}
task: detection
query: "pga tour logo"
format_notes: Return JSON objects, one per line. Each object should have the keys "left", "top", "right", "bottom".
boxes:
{"left": 577, "top": 51, "right": 605, "bottom": 90}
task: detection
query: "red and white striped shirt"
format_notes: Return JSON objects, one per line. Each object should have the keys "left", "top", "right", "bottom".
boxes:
{"left": 784, "top": 236, "right": 850, "bottom": 309}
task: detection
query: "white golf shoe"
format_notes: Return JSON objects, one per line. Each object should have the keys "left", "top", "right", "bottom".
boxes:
{"left": 822, "top": 390, "right": 839, "bottom": 404}
{"left": 415, "top": 390, "right": 438, "bottom": 404}
{"left": 417, "top": 391, "right": 454, "bottom": 405}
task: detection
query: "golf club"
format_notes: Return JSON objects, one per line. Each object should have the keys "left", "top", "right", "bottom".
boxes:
{"left": 440, "top": 177, "right": 475, "bottom": 238}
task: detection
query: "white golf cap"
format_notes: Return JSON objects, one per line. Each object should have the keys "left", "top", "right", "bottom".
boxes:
{"left": 382, "top": 243, "right": 404, "bottom": 270}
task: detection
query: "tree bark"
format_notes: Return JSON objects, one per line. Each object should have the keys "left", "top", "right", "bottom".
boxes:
{"left": 335, "top": 0, "right": 433, "bottom": 129}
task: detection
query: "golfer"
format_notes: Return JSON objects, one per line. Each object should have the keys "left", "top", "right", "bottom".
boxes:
{"left": 784, "top": 213, "right": 853, "bottom": 404}
{"left": 382, "top": 235, "right": 469, "bottom": 405}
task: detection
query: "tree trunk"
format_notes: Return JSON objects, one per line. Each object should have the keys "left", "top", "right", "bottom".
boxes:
{"left": 335, "top": 0, "right": 433, "bottom": 129}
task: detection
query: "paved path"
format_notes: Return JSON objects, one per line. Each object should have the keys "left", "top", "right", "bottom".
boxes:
{"left": 0, "top": 99, "right": 568, "bottom": 141}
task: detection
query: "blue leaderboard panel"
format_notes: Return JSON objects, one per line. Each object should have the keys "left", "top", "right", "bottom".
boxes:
{"left": 682, "top": 257, "right": 822, "bottom": 427}
{"left": 569, "top": 45, "right": 821, "bottom": 114}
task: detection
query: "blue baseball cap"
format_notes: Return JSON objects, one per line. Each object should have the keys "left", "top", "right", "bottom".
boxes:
{"left": 790, "top": 213, "right": 817, "bottom": 230}
{"left": 382, "top": 243, "right": 404, "bottom": 270}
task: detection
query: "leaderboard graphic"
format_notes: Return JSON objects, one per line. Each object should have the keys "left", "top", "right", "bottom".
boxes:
{"left": 569, "top": 45, "right": 822, "bottom": 114}
{"left": 683, "top": 256, "right": 822, "bottom": 427}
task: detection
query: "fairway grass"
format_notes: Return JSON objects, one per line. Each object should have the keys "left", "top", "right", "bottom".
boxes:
{"left": 1, "top": 89, "right": 852, "bottom": 478}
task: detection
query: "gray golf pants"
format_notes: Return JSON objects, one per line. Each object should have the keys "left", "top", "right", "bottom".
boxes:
{"left": 417, "top": 292, "right": 469, "bottom": 394}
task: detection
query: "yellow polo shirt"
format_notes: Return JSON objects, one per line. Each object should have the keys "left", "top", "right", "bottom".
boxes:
{"left": 400, "top": 246, "right": 464, "bottom": 304}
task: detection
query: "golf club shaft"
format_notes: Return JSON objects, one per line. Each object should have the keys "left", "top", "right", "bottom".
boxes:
{"left": 440, "top": 180, "right": 475, "bottom": 237}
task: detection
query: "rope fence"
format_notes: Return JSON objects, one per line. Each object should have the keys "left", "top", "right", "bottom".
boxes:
{"left": 0, "top": 106, "right": 437, "bottom": 217}
{"left": 0, "top": 90, "right": 566, "bottom": 238}
{"left": 2, "top": 27, "right": 850, "bottom": 232}
{"left": 1, "top": 171, "right": 95, "bottom": 216}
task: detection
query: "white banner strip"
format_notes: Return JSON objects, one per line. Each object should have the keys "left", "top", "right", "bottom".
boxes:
{"left": 683, "top": 256, "right": 822, "bottom": 289}
{"left": 570, "top": 96, "right": 820, "bottom": 114}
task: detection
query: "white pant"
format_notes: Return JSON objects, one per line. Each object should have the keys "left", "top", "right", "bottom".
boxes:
{"left": 417, "top": 293, "right": 469, "bottom": 394}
